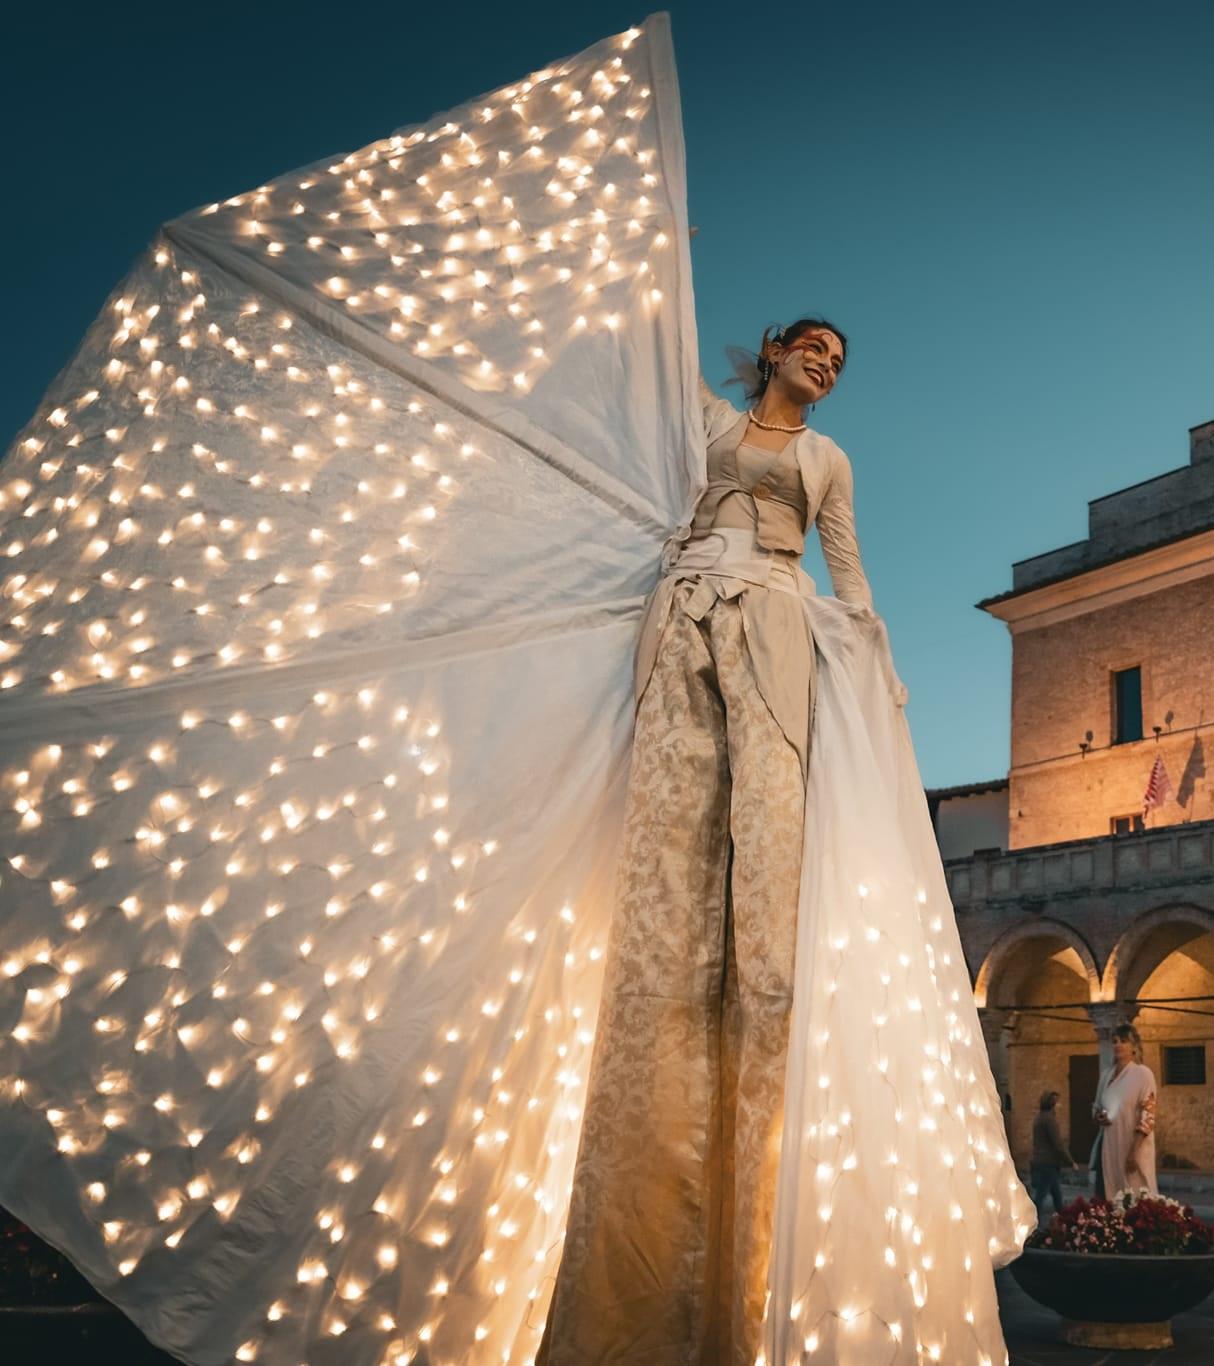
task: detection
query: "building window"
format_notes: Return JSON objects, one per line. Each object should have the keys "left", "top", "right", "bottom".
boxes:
{"left": 1113, "top": 666, "right": 1143, "bottom": 744}
{"left": 1111, "top": 813, "right": 1145, "bottom": 836}
{"left": 1163, "top": 1044, "right": 1206, "bottom": 1086}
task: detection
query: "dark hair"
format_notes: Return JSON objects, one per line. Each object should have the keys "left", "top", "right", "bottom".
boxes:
{"left": 744, "top": 316, "right": 849, "bottom": 403}
{"left": 1039, "top": 1090, "right": 1060, "bottom": 1111}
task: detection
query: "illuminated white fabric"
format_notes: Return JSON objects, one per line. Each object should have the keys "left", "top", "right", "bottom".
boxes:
{"left": 768, "top": 591, "right": 1035, "bottom": 1364}
{"left": 0, "top": 11, "right": 1031, "bottom": 1366}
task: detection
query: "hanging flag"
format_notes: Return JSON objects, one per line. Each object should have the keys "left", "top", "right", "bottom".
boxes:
{"left": 1143, "top": 752, "right": 1176, "bottom": 817}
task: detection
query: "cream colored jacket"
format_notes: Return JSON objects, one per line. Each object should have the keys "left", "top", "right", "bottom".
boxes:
{"left": 632, "top": 378, "right": 881, "bottom": 781}
{"left": 695, "top": 374, "right": 874, "bottom": 608}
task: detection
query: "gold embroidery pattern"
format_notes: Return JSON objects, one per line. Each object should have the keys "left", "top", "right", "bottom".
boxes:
{"left": 538, "top": 580, "right": 808, "bottom": 1365}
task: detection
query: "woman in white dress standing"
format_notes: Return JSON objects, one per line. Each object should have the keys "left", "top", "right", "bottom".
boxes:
{"left": 1091, "top": 1021, "right": 1158, "bottom": 1197}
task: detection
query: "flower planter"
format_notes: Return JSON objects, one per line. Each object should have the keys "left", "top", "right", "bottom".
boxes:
{"left": 1009, "top": 1246, "right": 1214, "bottom": 1348}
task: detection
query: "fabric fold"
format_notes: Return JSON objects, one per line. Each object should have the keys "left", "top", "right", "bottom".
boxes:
{"left": 762, "top": 591, "right": 1035, "bottom": 1365}
{"left": 635, "top": 529, "right": 818, "bottom": 782}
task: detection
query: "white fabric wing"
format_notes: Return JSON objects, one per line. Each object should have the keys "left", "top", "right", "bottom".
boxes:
{"left": 766, "top": 597, "right": 1035, "bottom": 1365}
{"left": 0, "top": 14, "right": 700, "bottom": 1366}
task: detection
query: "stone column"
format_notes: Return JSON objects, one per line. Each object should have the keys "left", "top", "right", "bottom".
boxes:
{"left": 979, "top": 1007, "right": 1014, "bottom": 1115}
{"left": 1085, "top": 1001, "right": 1140, "bottom": 1074}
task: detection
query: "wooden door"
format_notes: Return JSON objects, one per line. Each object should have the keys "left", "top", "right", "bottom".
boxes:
{"left": 1069, "top": 1053, "right": 1100, "bottom": 1163}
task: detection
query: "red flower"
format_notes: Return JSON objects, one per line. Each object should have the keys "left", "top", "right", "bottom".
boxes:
{"left": 1032, "top": 1193, "right": 1214, "bottom": 1256}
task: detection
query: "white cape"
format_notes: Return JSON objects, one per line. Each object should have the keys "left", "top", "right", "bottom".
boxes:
{"left": 768, "top": 593, "right": 1034, "bottom": 1364}
{"left": 0, "top": 12, "right": 1031, "bottom": 1366}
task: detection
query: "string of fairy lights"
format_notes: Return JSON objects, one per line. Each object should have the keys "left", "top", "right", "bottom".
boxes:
{"left": 752, "top": 866, "right": 1033, "bottom": 1364}
{"left": 2, "top": 34, "right": 665, "bottom": 699}
{"left": 0, "top": 16, "right": 1032, "bottom": 1364}
{"left": 0, "top": 24, "right": 669, "bottom": 1366}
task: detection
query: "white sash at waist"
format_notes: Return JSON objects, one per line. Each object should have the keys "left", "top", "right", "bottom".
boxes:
{"left": 661, "top": 527, "right": 817, "bottom": 598}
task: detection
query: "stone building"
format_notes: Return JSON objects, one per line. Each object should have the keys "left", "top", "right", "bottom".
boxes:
{"left": 932, "top": 419, "right": 1214, "bottom": 1172}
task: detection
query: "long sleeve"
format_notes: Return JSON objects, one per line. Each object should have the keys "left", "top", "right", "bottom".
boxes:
{"left": 699, "top": 369, "right": 740, "bottom": 441}
{"left": 816, "top": 442, "right": 874, "bottom": 610}
{"left": 1046, "top": 1112, "right": 1075, "bottom": 1166}
{"left": 698, "top": 369, "right": 718, "bottom": 420}
{"left": 1135, "top": 1070, "right": 1158, "bottom": 1136}
{"left": 816, "top": 443, "right": 910, "bottom": 707}
{"left": 1092, "top": 1070, "right": 1109, "bottom": 1118}
{"left": 657, "top": 369, "right": 732, "bottom": 572}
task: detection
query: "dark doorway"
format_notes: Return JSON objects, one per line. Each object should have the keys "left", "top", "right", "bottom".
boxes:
{"left": 1068, "top": 1053, "right": 1100, "bottom": 1162}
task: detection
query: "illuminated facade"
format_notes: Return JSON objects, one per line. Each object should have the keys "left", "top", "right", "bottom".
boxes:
{"left": 984, "top": 416, "right": 1214, "bottom": 851}
{"left": 933, "top": 417, "right": 1214, "bottom": 1169}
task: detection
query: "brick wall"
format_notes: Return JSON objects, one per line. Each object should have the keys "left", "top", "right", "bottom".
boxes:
{"left": 1002, "top": 948, "right": 1214, "bottom": 1169}
{"left": 1009, "top": 574, "right": 1214, "bottom": 849}
{"left": 1137, "top": 950, "right": 1214, "bottom": 1168}
{"left": 1005, "top": 959, "right": 1093, "bottom": 1162}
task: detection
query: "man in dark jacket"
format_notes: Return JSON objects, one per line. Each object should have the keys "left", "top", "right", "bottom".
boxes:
{"left": 1030, "top": 1089, "right": 1076, "bottom": 1218}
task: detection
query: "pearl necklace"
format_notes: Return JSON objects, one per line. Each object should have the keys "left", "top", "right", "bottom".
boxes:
{"left": 746, "top": 409, "right": 807, "bottom": 433}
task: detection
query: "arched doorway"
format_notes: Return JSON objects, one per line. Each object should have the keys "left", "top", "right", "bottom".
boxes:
{"left": 1105, "top": 907, "right": 1214, "bottom": 1171}
{"left": 975, "top": 921, "right": 1099, "bottom": 1166}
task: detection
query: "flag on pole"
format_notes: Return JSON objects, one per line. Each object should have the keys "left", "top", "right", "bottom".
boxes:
{"left": 1143, "top": 753, "right": 1175, "bottom": 818}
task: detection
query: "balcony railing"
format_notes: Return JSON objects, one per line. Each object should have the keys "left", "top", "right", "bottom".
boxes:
{"left": 944, "top": 817, "right": 1214, "bottom": 908}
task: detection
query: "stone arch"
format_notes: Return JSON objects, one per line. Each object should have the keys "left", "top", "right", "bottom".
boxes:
{"left": 973, "top": 917, "right": 1100, "bottom": 1008}
{"left": 1102, "top": 903, "right": 1214, "bottom": 1003}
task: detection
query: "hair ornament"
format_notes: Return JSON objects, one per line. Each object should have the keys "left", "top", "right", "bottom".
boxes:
{"left": 722, "top": 344, "right": 763, "bottom": 392}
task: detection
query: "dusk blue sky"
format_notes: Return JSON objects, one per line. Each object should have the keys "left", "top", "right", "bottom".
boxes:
{"left": 5, "top": 2, "right": 1211, "bottom": 788}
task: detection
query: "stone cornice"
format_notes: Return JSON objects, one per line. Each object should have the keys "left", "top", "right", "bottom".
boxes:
{"left": 978, "top": 528, "right": 1214, "bottom": 632}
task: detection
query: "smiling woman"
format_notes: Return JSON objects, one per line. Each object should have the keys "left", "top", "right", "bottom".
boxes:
{"left": 747, "top": 318, "right": 849, "bottom": 409}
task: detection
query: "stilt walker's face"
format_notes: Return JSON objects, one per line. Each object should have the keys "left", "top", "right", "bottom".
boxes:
{"left": 769, "top": 328, "right": 845, "bottom": 405}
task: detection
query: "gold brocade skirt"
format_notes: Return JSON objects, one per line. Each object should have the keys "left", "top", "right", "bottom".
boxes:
{"left": 633, "top": 529, "right": 818, "bottom": 784}
{"left": 537, "top": 531, "right": 815, "bottom": 1365}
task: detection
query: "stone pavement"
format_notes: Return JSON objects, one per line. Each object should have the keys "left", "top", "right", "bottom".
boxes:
{"left": 999, "top": 1267, "right": 1214, "bottom": 1365}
